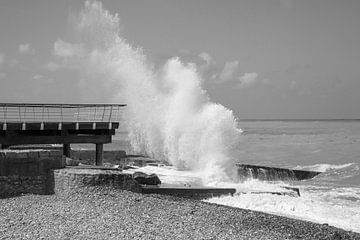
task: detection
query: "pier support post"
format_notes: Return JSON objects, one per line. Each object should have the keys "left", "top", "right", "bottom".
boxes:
{"left": 63, "top": 144, "right": 71, "bottom": 158}
{"left": 95, "top": 143, "right": 103, "bottom": 166}
{"left": 1, "top": 144, "right": 9, "bottom": 149}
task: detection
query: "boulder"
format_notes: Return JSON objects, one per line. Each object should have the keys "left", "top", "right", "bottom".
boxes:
{"left": 133, "top": 172, "right": 161, "bottom": 185}
{"left": 65, "top": 157, "right": 79, "bottom": 166}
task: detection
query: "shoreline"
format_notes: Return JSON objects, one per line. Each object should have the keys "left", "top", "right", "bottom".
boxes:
{"left": 1, "top": 186, "right": 359, "bottom": 239}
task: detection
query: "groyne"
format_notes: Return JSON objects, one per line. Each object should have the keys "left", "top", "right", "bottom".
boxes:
{"left": 237, "top": 164, "right": 321, "bottom": 181}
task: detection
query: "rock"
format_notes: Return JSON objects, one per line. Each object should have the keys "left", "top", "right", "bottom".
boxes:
{"left": 65, "top": 157, "right": 79, "bottom": 166}
{"left": 132, "top": 172, "right": 161, "bottom": 185}
{"left": 123, "top": 165, "right": 137, "bottom": 170}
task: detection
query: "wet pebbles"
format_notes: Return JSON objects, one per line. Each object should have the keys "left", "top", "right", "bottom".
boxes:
{"left": 1, "top": 186, "right": 359, "bottom": 239}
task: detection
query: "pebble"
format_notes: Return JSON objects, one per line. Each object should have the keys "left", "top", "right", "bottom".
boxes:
{"left": 0, "top": 186, "right": 359, "bottom": 240}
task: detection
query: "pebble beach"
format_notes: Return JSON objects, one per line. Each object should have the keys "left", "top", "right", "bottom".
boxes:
{"left": 1, "top": 186, "right": 359, "bottom": 240}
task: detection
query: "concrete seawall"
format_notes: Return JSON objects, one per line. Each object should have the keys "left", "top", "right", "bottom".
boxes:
{"left": 0, "top": 150, "right": 65, "bottom": 197}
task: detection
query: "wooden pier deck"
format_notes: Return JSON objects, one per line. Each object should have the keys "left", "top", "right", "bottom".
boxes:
{"left": 0, "top": 103, "right": 126, "bottom": 165}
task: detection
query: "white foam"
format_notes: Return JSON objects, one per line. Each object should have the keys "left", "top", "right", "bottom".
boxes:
{"left": 293, "top": 163, "right": 355, "bottom": 172}
{"left": 205, "top": 187, "right": 360, "bottom": 233}
{"left": 132, "top": 165, "right": 360, "bottom": 233}
{"left": 125, "top": 165, "right": 204, "bottom": 186}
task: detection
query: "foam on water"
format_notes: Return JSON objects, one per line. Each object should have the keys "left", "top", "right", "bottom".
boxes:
{"left": 134, "top": 165, "right": 360, "bottom": 233}
{"left": 205, "top": 188, "right": 360, "bottom": 233}
{"left": 293, "top": 163, "right": 356, "bottom": 172}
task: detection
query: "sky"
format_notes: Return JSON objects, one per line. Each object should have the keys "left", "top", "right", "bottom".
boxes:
{"left": 1, "top": 0, "right": 360, "bottom": 119}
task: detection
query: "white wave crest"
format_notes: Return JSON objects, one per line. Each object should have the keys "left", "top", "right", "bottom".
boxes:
{"left": 293, "top": 163, "right": 356, "bottom": 172}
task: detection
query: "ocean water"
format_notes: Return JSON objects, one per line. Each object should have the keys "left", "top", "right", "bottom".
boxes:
{"left": 206, "top": 120, "right": 360, "bottom": 233}
{"left": 120, "top": 120, "right": 360, "bottom": 233}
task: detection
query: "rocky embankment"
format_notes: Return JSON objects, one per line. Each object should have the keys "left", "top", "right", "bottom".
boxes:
{"left": 1, "top": 186, "right": 359, "bottom": 240}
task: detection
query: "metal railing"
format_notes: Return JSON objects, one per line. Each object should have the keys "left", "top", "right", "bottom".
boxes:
{"left": 0, "top": 103, "right": 126, "bottom": 123}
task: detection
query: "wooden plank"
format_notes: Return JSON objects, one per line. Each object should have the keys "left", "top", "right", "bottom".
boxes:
{"left": 0, "top": 122, "right": 119, "bottom": 130}
{"left": 4, "top": 123, "right": 22, "bottom": 131}
{"left": 0, "top": 134, "right": 111, "bottom": 145}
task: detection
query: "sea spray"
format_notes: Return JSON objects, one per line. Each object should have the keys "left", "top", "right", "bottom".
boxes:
{"left": 57, "top": 1, "right": 242, "bottom": 183}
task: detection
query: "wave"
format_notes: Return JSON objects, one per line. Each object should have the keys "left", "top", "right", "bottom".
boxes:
{"left": 62, "top": 1, "right": 242, "bottom": 184}
{"left": 205, "top": 188, "right": 360, "bottom": 233}
{"left": 293, "top": 163, "right": 356, "bottom": 172}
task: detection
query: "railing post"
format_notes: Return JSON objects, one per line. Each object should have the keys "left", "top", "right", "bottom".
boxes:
{"left": 108, "top": 105, "right": 113, "bottom": 122}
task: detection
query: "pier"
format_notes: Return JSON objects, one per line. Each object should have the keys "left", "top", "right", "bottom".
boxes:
{"left": 0, "top": 103, "right": 125, "bottom": 165}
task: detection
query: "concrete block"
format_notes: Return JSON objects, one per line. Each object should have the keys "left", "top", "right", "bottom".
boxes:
{"left": 49, "top": 150, "right": 62, "bottom": 157}
{"left": 39, "top": 151, "right": 50, "bottom": 158}
{"left": 27, "top": 151, "right": 40, "bottom": 159}
{"left": 4, "top": 151, "right": 19, "bottom": 159}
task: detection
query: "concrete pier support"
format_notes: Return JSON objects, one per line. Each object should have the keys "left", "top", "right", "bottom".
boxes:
{"left": 96, "top": 143, "right": 103, "bottom": 166}
{"left": 1, "top": 144, "right": 9, "bottom": 149}
{"left": 63, "top": 144, "right": 71, "bottom": 158}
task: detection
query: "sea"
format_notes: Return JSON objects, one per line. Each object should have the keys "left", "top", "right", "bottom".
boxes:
{"left": 111, "top": 120, "right": 360, "bottom": 233}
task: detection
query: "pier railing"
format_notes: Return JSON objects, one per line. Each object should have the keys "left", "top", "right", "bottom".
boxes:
{"left": 0, "top": 103, "right": 126, "bottom": 123}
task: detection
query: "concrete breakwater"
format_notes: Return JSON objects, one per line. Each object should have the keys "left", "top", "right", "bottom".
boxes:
{"left": 54, "top": 168, "right": 141, "bottom": 195}
{"left": 237, "top": 164, "right": 321, "bottom": 181}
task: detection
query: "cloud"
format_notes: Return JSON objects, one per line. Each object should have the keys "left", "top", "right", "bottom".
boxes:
{"left": 196, "top": 52, "right": 219, "bottom": 81}
{"left": 239, "top": 72, "right": 259, "bottom": 88}
{"left": 53, "top": 39, "right": 84, "bottom": 58}
{"left": 33, "top": 74, "right": 44, "bottom": 80}
{"left": 219, "top": 60, "right": 239, "bottom": 82}
{"left": 32, "top": 74, "right": 54, "bottom": 83}
{"left": 44, "top": 61, "right": 60, "bottom": 71}
{"left": 18, "top": 43, "right": 35, "bottom": 55}
{"left": 198, "top": 52, "right": 214, "bottom": 65}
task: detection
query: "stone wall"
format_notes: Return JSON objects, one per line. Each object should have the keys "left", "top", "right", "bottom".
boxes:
{"left": 54, "top": 168, "right": 141, "bottom": 195}
{"left": 0, "top": 150, "right": 65, "bottom": 198}
{"left": 70, "top": 150, "right": 127, "bottom": 165}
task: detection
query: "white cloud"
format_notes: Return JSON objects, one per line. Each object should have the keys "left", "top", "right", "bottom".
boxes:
{"left": 44, "top": 61, "right": 60, "bottom": 71}
{"left": 53, "top": 39, "right": 84, "bottom": 58}
{"left": 196, "top": 52, "right": 218, "bottom": 81}
{"left": 18, "top": 43, "right": 35, "bottom": 55}
{"left": 198, "top": 52, "right": 214, "bottom": 65}
{"left": 32, "top": 74, "right": 54, "bottom": 83}
{"left": 239, "top": 72, "right": 259, "bottom": 88}
{"left": 219, "top": 60, "right": 239, "bottom": 82}
{"left": 33, "top": 74, "right": 44, "bottom": 80}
